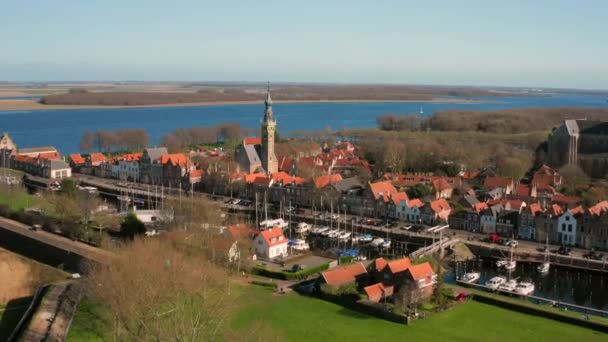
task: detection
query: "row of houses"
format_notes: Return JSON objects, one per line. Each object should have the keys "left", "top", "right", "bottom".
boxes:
{"left": 0, "top": 134, "right": 72, "bottom": 180}
{"left": 70, "top": 147, "right": 205, "bottom": 189}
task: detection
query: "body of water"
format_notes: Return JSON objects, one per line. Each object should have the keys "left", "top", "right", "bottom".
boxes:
{"left": 451, "top": 258, "right": 608, "bottom": 310}
{"left": 1, "top": 94, "right": 607, "bottom": 154}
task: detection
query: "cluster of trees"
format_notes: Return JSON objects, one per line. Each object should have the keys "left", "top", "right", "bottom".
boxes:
{"left": 356, "top": 130, "right": 536, "bottom": 180}
{"left": 79, "top": 129, "right": 150, "bottom": 153}
{"left": 160, "top": 123, "right": 250, "bottom": 152}
{"left": 378, "top": 107, "right": 608, "bottom": 134}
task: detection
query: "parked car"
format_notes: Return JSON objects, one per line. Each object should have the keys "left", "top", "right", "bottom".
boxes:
{"left": 401, "top": 225, "right": 413, "bottom": 231}
{"left": 557, "top": 246, "right": 572, "bottom": 256}
{"left": 291, "top": 264, "right": 305, "bottom": 272}
{"left": 296, "top": 208, "right": 305, "bottom": 215}
{"left": 583, "top": 250, "right": 603, "bottom": 260}
{"left": 29, "top": 224, "right": 41, "bottom": 231}
{"left": 504, "top": 240, "right": 519, "bottom": 248}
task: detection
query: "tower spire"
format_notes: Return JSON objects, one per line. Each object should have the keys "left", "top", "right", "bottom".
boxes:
{"left": 264, "top": 81, "right": 273, "bottom": 121}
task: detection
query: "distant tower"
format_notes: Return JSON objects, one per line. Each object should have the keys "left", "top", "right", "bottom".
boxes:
{"left": 261, "top": 82, "right": 278, "bottom": 175}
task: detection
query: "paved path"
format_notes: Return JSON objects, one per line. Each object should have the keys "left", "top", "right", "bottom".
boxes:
{"left": 0, "top": 216, "right": 114, "bottom": 265}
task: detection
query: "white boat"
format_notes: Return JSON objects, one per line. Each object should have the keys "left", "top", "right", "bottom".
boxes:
{"left": 259, "top": 218, "right": 289, "bottom": 229}
{"left": 338, "top": 231, "right": 352, "bottom": 241}
{"left": 504, "top": 261, "right": 517, "bottom": 271}
{"left": 496, "top": 260, "right": 508, "bottom": 268}
{"left": 460, "top": 272, "right": 481, "bottom": 284}
{"left": 485, "top": 276, "right": 506, "bottom": 290}
{"left": 295, "top": 222, "right": 311, "bottom": 234}
{"left": 326, "top": 229, "right": 340, "bottom": 238}
{"left": 290, "top": 239, "right": 310, "bottom": 252}
{"left": 381, "top": 239, "right": 391, "bottom": 248}
{"left": 359, "top": 234, "right": 373, "bottom": 243}
{"left": 514, "top": 281, "right": 535, "bottom": 296}
{"left": 498, "top": 279, "right": 518, "bottom": 292}
{"left": 311, "top": 226, "right": 329, "bottom": 235}
{"left": 370, "top": 237, "right": 384, "bottom": 247}
{"left": 537, "top": 262, "right": 550, "bottom": 274}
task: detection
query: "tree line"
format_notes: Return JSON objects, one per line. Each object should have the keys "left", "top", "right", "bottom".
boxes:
{"left": 377, "top": 107, "right": 608, "bottom": 134}
{"left": 160, "top": 123, "right": 251, "bottom": 152}
{"left": 79, "top": 128, "right": 150, "bottom": 153}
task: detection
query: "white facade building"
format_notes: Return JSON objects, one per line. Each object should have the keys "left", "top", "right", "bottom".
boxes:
{"left": 253, "top": 227, "right": 288, "bottom": 259}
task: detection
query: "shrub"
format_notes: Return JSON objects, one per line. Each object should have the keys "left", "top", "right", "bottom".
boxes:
{"left": 251, "top": 262, "right": 330, "bottom": 280}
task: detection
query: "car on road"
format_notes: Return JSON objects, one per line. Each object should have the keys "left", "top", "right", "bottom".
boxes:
{"left": 401, "top": 225, "right": 413, "bottom": 231}
{"left": 29, "top": 224, "right": 41, "bottom": 231}
{"left": 290, "top": 264, "right": 305, "bottom": 272}
{"left": 504, "top": 240, "right": 519, "bottom": 248}
{"left": 583, "top": 250, "right": 604, "bottom": 260}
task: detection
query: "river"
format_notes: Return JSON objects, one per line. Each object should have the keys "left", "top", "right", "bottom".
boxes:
{"left": 450, "top": 258, "right": 608, "bottom": 310}
{"left": 1, "top": 94, "right": 607, "bottom": 154}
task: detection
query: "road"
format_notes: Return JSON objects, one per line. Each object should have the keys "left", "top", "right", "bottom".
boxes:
{"left": 0, "top": 216, "right": 114, "bottom": 265}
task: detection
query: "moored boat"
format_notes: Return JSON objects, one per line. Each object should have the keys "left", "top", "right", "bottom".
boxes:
{"left": 485, "top": 276, "right": 506, "bottom": 290}
{"left": 537, "top": 262, "right": 550, "bottom": 274}
{"left": 498, "top": 279, "right": 518, "bottom": 292}
{"left": 504, "top": 260, "right": 517, "bottom": 271}
{"left": 496, "top": 260, "right": 507, "bottom": 267}
{"left": 370, "top": 237, "right": 384, "bottom": 247}
{"left": 290, "top": 239, "right": 310, "bottom": 252}
{"left": 514, "top": 281, "right": 535, "bottom": 296}
{"left": 460, "top": 272, "right": 481, "bottom": 284}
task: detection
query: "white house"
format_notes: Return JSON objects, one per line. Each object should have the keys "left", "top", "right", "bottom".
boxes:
{"left": 253, "top": 227, "right": 288, "bottom": 259}
{"left": 396, "top": 198, "right": 424, "bottom": 223}
{"left": 117, "top": 159, "right": 140, "bottom": 181}
{"left": 557, "top": 207, "right": 583, "bottom": 246}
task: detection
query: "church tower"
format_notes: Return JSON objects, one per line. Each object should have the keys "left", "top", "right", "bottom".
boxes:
{"left": 261, "top": 83, "right": 278, "bottom": 175}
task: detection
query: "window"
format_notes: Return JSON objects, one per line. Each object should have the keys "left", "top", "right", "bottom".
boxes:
{"left": 568, "top": 224, "right": 572, "bottom": 232}
{"left": 566, "top": 216, "right": 570, "bottom": 221}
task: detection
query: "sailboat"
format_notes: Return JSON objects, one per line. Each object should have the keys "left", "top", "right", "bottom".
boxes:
{"left": 504, "top": 245, "right": 516, "bottom": 270}
{"left": 538, "top": 235, "right": 550, "bottom": 274}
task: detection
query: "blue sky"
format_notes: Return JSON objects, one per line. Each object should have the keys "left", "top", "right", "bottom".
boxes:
{"left": 2, "top": 0, "right": 607, "bottom": 89}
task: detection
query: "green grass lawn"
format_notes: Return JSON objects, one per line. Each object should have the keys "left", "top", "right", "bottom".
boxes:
{"left": 68, "top": 284, "right": 607, "bottom": 341}
{"left": 0, "top": 186, "right": 51, "bottom": 213}
{"left": 233, "top": 286, "right": 607, "bottom": 342}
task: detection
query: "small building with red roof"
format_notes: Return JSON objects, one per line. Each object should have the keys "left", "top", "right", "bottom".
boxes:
{"left": 320, "top": 262, "right": 368, "bottom": 287}
{"left": 364, "top": 283, "right": 394, "bottom": 303}
{"left": 252, "top": 227, "right": 288, "bottom": 259}
{"left": 420, "top": 198, "right": 452, "bottom": 225}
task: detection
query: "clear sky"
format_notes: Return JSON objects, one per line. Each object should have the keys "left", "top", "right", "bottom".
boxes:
{"left": 2, "top": 0, "right": 607, "bottom": 89}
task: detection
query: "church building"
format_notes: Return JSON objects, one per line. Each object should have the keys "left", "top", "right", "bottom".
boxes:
{"left": 236, "top": 84, "right": 278, "bottom": 175}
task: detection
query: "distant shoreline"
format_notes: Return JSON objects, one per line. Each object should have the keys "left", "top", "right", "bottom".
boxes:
{"left": 0, "top": 98, "right": 484, "bottom": 112}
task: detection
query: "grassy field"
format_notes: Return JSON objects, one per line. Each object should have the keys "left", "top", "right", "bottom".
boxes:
{"left": 68, "top": 284, "right": 607, "bottom": 341}
{"left": 232, "top": 286, "right": 606, "bottom": 342}
{"left": 0, "top": 185, "right": 53, "bottom": 213}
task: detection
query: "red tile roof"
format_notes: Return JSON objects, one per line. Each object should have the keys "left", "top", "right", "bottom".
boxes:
{"left": 369, "top": 181, "right": 400, "bottom": 203}
{"left": 552, "top": 194, "right": 583, "bottom": 205}
{"left": 227, "top": 223, "right": 254, "bottom": 239}
{"left": 391, "top": 191, "right": 409, "bottom": 206}
{"left": 364, "top": 283, "right": 394, "bottom": 303}
{"left": 432, "top": 178, "right": 452, "bottom": 192}
{"left": 70, "top": 153, "right": 85, "bottom": 165}
{"left": 387, "top": 257, "right": 412, "bottom": 274}
{"left": 516, "top": 184, "right": 531, "bottom": 197}
{"left": 313, "top": 174, "right": 343, "bottom": 189}
{"left": 589, "top": 201, "right": 608, "bottom": 216}
{"left": 407, "top": 198, "right": 424, "bottom": 208}
{"left": 189, "top": 169, "right": 203, "bottom": 179}
{"left": 373, "top": 257, "right": 387, "bottom": 272}
{"left": 259, "top": 227, "right": 287, "bottom": 247}
{"left": 253, "top": 176, "right": 273, "bottom": 186}
{"left": 549, "top": 204, "right": 564, "bottom": 216}
{"left": 483, "top": 176, "right": 513, "bottom": 190}
{"left": 570, "top": 206, "right": 585, "bottom": 216}
{"left": 245, "top": 172, "right": 267, "bottom": 184}
{"left": 472, "top": 202, "right": 489, "bottom": 213}
{"left": 527, "top": 203, "right": 544, "bottom": 216}
{"left": 244, "top": 137, "right": 262, "bottom": 145}
{"left": 430, "top": 198, "right": 451, "bottom": 214}
{"left": 278, "top": 156, "right": 294, "bottom": 172}
{"left": 121, "top": 153, "right": 143, "bottom": 161}
{"left": 321, "top": 263, "right": 367, "bottom": 286}
{"left": 38, "top": 151, "right": 61, "bottom": 160}
{"left": 407, "top": 262, "right": 435, "bottom": 283}
{"left": 89, "top": 153, "right": 107, "bottom": 163}
{"left": 160, "top": 153, "right": 189, "bottom": 167}
{"left": 462, "top": 171, "right": 480, "bottom": 179}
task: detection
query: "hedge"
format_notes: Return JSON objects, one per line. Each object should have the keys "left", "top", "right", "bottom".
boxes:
{"left": 252, "top": 262, "right": 330, "bottom": 280}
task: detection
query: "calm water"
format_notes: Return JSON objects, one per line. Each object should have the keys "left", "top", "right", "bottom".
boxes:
{"left": 451, "top": 259, "right": 608, "bottom": 310}
{"left": 1, "top": 94, "right": 607, "bottom": 153}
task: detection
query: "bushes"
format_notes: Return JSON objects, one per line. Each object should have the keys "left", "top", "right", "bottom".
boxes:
{"left": 320, "top": 283, "right": 358, "bottom": 296}
{"left": 252, "top": 262, "right": 330, "bottom": 280}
